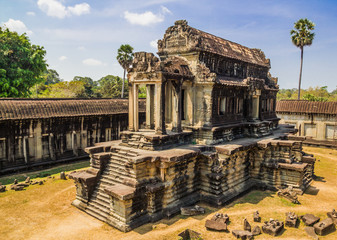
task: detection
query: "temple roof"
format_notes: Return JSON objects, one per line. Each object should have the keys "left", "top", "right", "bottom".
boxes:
{"left": 0, "top": 98, "right": 145, "bottom": 120}
{"left": 276, "top": 100, "right": 337, "bottom": 115}
{"left": 158, "top": 20, "right": 270, "bottom": 68}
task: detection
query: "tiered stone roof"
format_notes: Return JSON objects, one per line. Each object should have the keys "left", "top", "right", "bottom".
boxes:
{"left": 276, "top": 100, "right": 337, "bottom": 115}
{"left": 0, "top": 98, "right": 145, "bottom": 120}
{"left": 158, "top": 20, "right": 270, "bottom": 68}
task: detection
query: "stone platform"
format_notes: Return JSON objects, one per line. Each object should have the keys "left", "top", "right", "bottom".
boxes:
{"left": 69, "top": 126, "right": 315, "bottom": 232}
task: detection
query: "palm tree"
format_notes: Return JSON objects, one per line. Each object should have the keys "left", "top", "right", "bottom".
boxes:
{"left": 290, "top": 18, "right": 315, "bottom": 100}
{"left": 116, "top": 44, "right": 134, "bottom": 98}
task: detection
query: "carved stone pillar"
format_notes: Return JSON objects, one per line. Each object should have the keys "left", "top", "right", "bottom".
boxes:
{"left": 146, "top": 84, "right": 154, "bottom": 129}
{"left": 133, "top": 84, "right": 139, "bottom": 131}
{"left": 172, "top": 79, "right": 182, "bottom": 133}
{"left": 128, "top": 84, "right": 134, "bottom": 131}
{"left": 155, "top": 81, "right": 166, "bottom": 134}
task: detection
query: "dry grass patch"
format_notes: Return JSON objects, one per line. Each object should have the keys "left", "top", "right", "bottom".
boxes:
{"left": 0, "top": 146, "right": 336, "bottom": 240}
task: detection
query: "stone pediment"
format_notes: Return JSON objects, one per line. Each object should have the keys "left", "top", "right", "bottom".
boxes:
{"left": 158, "top": 20, "right": 270, "bottom": 68}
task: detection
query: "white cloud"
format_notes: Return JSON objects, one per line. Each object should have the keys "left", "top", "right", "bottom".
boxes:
{"left": 83, "top": 58, "right": 104, "bottom": 66}
{"left": 1, "top": 19, "right": 33, "bottom": 35}
{"left": 161, "top": 6, "right": 172, "bottom": 15}
{"left": 124, "top": 6, "right": 172, "bottom": 26}
{"left": 68, "top": 3, "right": 90, "bottom": 16}
{"left": 26, "top": 11, "right": 36, "bottom": 16}
{"left": 150, "top": 40, "right": 158, "bottom": 49}
{"left": 77, "top": 46, "right": 86, "bottom": 51}
{"left": 59, "top": 56, "right": 67, "bottom": 61}
{"left": 37, "top": 0, "right": 90, "bottom": 19}
{"left": 124, "top": 11, "right": 163, "bottom": 26}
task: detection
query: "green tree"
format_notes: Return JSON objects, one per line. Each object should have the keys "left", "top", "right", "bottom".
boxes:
{"left": 290, "top": 18, "right": 315, "bottom": 100}
{"left": 38, "top": 81, "right": 88, "bottom": 98}
{"left": 42, "top": 69, "right": 62, "bottom": 85}
{"left": 71, "top": 76, "right": 97, "bottom": 97}
{"left": 0, "top": 27, "right": 47, "bottom": 97}
{"left": 116, "top": 44, "right": 134, "bottom": 98}
{"left": 96, "top": 75, "right": 126, "bottom": 98}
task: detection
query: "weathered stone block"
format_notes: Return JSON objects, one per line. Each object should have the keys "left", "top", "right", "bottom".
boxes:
{"left": 301, "top": 214, "right": 320, "bottom": 226}
{"left": 181, "top": 205, "right": 205, "bottom": 216}
{"left": 205, "top": 213, "right": 228, "bottom": 231}
{"left": 285, "top": 212, "right": 298, "bottom": 227}
{"left": 178, "top": 229, "right": 203, "bottom": 240}
{"left": 232, "top": 230, "right": 253, "bottom": 240}
{"left": 314, "top": 218, "right": 335, "bottom": 236}
{"left": 262, "top": 219, "right": 284, "bottom": 236}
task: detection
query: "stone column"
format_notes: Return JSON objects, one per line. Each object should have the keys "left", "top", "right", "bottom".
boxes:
{"left": 146, "top": 85, "right": 154, "bottom": 129}
{"left": 176, "top": 80, "right": 182, "bottom": 133}
{"left": 128, "top": 84, "right": 134, "bottom": 131}
{"left": 133, "top": 84, "right": 139, "bottom": 131}
{"left": 155, "top": 81, "right": 166, "bottom": 134}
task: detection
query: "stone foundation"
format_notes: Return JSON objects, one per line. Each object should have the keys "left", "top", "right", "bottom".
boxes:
{"left": 70, "top": 128, "right": 315, "bottom": 232}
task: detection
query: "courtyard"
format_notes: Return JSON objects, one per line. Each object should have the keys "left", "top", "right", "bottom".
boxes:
{"left": 0, "top": 146, "right": 336, "bottom": 240}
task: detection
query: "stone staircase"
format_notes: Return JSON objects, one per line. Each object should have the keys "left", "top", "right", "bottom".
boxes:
{"left": 84, "top": 148, "right": 138, "bottom": 222}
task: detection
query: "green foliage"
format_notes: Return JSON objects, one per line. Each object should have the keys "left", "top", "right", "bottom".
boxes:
{"left": 290, "top": 18, "right": 315, "bottom": 49}
{"left": 38, "top": 81, "right": 89, "bottom": 98}
{"left": 96, "top": 75, "right": 127, "bottom": 98}
{"left": 42, "top": 69, "right": 62, "bottom": 85}
{"left": 138, "top": 85, "right": 147, "bottom": 98}
{"left": 116, "top": 44, "right": 134, "bottom": 98}
{"left": 71, "top": 76, "right": 98, "bottom": 97}
{"left": 277, "top": 86, "right": 337, "bottom": 101}
{"left": 0, "top": 27, "right": 47, "bottom": 97}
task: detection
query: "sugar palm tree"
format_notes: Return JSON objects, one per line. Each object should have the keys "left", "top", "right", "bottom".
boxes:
{"left": 290, "top": 18, "right": 315, "bottom": 100}
{"left": 116, "top": 44, "right": 134, "bottom": 98}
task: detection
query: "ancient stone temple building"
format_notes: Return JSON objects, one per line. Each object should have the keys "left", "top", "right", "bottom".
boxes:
{"left": 70, "top": 20, "right": 315, "bottom": 232}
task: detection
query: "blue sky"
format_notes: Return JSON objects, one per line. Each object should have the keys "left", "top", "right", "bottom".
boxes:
{"left": 1, "top": 0, "right": 337, "bottom": 90}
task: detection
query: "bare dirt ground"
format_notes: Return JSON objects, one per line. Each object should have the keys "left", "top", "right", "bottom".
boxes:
{"left": 0, "top": 146, "right": 336, "bottom": 240}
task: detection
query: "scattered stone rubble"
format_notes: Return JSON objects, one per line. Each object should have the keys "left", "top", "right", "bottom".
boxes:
{"left": 178, "top": 229, "right": 203, "bottom": 240}
{"left": 25, "top": 177, "right": 30, "bottom": 183}
{"left": 301, "top": 214, "right": 320, "bottom": 226}
{"left": 60, "top": 172, "right": 67, "bottom": 180}
{"left": 253, "top": 211, "right": 261, "bottom": 222}
{"left": 252, "top": 226, "right": 261, "bottom": 236}
{"left": 277, "top": 186, "right": 300, "bottom": 204}
{"left": 314, "top": 218, "right": 335, "bottom": 236}
{"left": 232, "top": 230, "right": 253, "bottom": 240}
{"left": 327, "top": 209, "right": 337, "bottom": 225}
{"left": 205, "top": 213, "right": 229, "bottom": 231}
{"left": 181, "top": 205, "right": 205, "bottom": 216}
{"left": 285, "top": 212, "right": 298, "bottom": 227}
{"left": 243, "top": 218, "right": 251, "bottom": 232}
{"left": 262, "top": 219, "right": 284, "bottom": 236}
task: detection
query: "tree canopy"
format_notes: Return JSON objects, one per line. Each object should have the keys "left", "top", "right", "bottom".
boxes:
{"left": 96, "top": 75, "right": 126, "bottom": 98}
{"left": 277, "top": 86, "right": 337, "bottom": 102}
{"left": 0, "top": 27, "right": 47, "bottom": 97}
{"left": 116, "top": 44, "right": 134, "bottom": 98}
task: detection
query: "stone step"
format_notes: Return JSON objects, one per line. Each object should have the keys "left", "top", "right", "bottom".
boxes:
{"left": 104, "top": 168, "right": 136, "bottom": 179}
{"left": 100, "top": 177, "right": 125, "bottom": 186}
{"left": 91, "top": 191, "right": 110, "bottom": 203}
{"left": 110, "top": 152, "right": 130, "bottom": 160}
{"left": 85, "top": 204, "right": 109, "bottom": 222}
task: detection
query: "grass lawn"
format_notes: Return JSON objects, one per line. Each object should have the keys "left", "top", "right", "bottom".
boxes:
{"left": 0, "top": 146, "right": 336, "bottom": 240}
